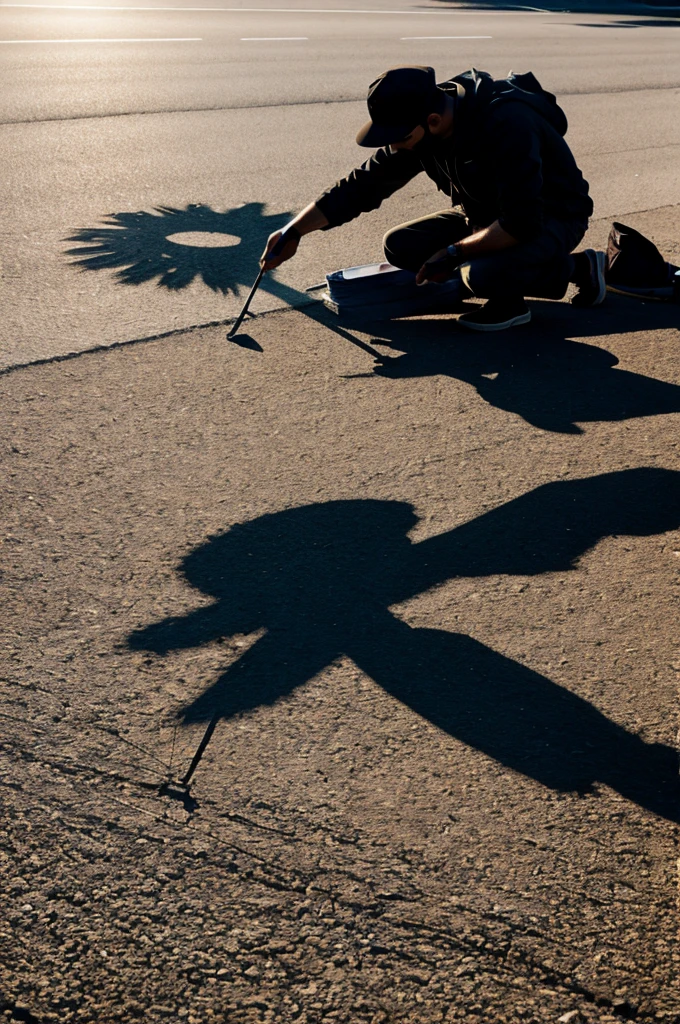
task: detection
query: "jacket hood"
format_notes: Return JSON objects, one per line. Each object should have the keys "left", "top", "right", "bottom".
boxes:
{"left": 443, "top": 68, "right": 569, "bottom": 138}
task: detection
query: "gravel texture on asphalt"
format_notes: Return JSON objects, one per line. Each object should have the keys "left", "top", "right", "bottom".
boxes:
{"left": 1, "top": 210, "right": 679, "bottom": 1024}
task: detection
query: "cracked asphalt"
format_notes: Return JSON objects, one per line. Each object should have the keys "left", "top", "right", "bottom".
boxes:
{"left": 2, "top": 204, "right": 679, "bottom": 1023}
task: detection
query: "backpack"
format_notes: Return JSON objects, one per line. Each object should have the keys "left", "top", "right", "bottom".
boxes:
{"left": 453, "top": 68, "right": 568, "bottom": 137}
{"left": 605, "top": 222, "right": 679, "bottom": 302}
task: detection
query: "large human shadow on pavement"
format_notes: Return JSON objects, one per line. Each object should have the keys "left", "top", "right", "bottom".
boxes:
{"left": 130, "top": 468, "right": 680, "bottom": 821}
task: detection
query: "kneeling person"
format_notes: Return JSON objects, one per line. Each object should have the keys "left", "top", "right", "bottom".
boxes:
{"left": 262, "top": 65, "right": 604, "bottom": 331}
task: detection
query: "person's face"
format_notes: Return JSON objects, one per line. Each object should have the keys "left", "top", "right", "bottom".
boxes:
{"left": 389, "top": 104, "right": 452, "bottom": 152}
{"left": 390, "top": 125, "right": 425, "bottom": 152}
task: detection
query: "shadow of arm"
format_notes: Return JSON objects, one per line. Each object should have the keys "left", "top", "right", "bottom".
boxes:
{"left": 395, "top": 469, "right": 680, "bottom": 600}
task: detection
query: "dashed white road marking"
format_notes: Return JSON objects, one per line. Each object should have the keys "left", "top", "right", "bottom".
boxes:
{"left": 241, "top": 35, "right": 307, "bottom": 39}
{"left": 401, "top": 35, "right": 492, "bottom": 39}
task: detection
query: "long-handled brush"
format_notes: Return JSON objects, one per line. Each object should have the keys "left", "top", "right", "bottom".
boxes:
{"left": 227, "top": 230, "right": 298, "bottom": 340}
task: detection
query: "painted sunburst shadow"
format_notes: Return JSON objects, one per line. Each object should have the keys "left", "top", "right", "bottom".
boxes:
{"left": 64, "top": 202, "right": 293, "bottom": 296}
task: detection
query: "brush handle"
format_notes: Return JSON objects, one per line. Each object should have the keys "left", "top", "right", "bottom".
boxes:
{"left": 227, "top": 266, "right": 265, "bottom": 339}
{"left": 181, "top": 712, "right": 220, "bottom": 787}
{"left": 227, "top": 230, "right": 298, "bottom": 339}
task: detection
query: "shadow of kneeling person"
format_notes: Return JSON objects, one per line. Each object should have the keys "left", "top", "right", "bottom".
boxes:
{"left": 359, "top": 298, "right": 680, "bottom": 435}
{"left": 130, "top": 468, "right": 680, "bottom": 821}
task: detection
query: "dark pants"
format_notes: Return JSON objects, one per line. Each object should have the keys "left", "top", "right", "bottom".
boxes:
{"left": 383, "top": 210, "right": 587, "bottom": 302}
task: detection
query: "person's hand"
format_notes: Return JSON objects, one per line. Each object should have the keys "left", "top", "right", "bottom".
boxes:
{"left": 260, "top": 226, "right": 300, "bottom": 270}
{"left": 415, "top": 245, "right": 461, "bottom": 285}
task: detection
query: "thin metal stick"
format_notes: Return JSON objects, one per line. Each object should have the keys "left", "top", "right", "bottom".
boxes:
{"left": 181, "top": 711, "right": 221, "bottom": 787}
{"left": 227, "top": 266, "right": 265, "bottom": 339}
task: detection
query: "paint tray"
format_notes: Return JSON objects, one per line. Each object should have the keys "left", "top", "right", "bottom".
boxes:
{"left": 322, "top": 262, "right": 464, "bottom": 320}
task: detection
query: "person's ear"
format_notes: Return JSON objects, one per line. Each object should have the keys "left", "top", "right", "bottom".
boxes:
{"left": 427, "top": 112, "right": 442, "bottom": 133}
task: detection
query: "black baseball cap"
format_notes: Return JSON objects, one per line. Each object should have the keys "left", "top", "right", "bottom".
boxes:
{"left": 356, "top": 65, "right": 442, "bottom": 148}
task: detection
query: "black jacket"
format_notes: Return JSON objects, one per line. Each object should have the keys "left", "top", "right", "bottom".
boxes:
{"left": 315, "top": 69, "right": 593, "bottom": 243}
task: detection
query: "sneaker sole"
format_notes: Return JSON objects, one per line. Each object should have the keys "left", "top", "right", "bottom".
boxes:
{"left": 458, "top": 310, "right": 532, "bottom": 332}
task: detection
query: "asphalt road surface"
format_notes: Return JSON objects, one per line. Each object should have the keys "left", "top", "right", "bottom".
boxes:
{"left": 3, "top": 6, "right": 680, "bottom": 1023}
{"left": 1, "top": 1, "right": 679, "bottom": 367}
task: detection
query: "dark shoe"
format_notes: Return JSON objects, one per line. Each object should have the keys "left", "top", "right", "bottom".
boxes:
{"left": 571, "top": 249, "right": 606, "bottom": 307}
{"left": 458, "top": 298, "right": 531, "bottom": 332}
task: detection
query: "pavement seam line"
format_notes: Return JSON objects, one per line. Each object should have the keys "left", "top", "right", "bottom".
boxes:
{"left": 0, "top": 298, "right": 317, "bottom": 377}
{"left": 2, "top": 82, "right": 680, "bottom": 128}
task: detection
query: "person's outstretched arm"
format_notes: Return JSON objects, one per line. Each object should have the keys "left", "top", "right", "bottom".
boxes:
{"left": 261, "top": 145, "right": 422, "bottom": 270}
{"left": 260, "top": 202, "right": 329, "bottom": 270}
